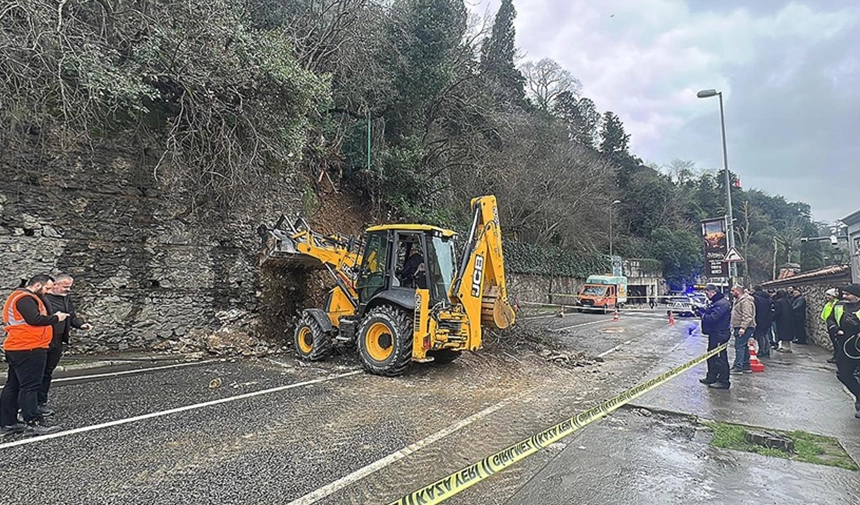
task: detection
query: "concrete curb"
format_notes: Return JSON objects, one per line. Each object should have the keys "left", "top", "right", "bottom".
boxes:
{"left": 55, "top": 352, "right": 211, "bottom": 373}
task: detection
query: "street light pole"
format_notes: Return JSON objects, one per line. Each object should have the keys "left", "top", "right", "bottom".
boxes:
{"left": 698, "top": 89, "right": 737, "bottom": 284}
{"left": 610, "top": 200, "right": 621, "bottom": 258}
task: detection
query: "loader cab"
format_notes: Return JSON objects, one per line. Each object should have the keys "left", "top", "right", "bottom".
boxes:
{"left": 356, "top": 226, "right": 458, "bottom": 308}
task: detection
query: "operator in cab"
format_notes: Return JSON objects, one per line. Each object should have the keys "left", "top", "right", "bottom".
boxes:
{"left": 399, "top": 247, "right": 424, "bottom": 288}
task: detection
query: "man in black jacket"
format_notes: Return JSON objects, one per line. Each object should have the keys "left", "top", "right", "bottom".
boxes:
{"left": 700, "top": 284, "right": 732, "bottom": 389}
{"left": 791, "top": 287, "right": 808, "bottom": 344}
{"left": 825, "top": 284, "right": 860, "bottom": 419}
{"left": 752, "top": 285, "right": 774, "bottom": 358}
{"left": 40, "top": 274, "right": 91, "bottom": 416}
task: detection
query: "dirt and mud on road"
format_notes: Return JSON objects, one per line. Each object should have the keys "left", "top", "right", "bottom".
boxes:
{"left": 0, "top": 309, "right": 765, "bottom": 505}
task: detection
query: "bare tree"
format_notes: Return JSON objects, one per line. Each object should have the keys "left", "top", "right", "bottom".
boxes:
{"left": 665, "top": 159, "right": 697, "bottom": 184}
{"left": 520, "top": 58, "right": 581, "bottom": 111}
{"left": 451, "top": 110, "right": 615, "bottom": 248}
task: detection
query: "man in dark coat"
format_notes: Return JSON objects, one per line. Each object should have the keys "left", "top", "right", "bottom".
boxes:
{"left": 790, "top": 287, "right": 808, "bottom": 344}
{"left": 752, "top": 285, "right": 773, "bottom": 358}
{"left": 41, "top": 274, "right": 91, "bottom": 416}
{"left": 774, "top": 290, "right": 795, "bottom": 353}
{"left": 700, "top": 284, "right": 732, "bottom": 389}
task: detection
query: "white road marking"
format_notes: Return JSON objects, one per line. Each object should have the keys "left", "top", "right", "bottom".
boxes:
{"left": 53, "top": 360, "right": 219, "bottom": 383}
{"left": 0, "top": 370, "right": 362, "bottom": 450}
{"left": 598, "top": 340, "right": 634, "bottom": 358}
{"left": 552, "top": 319, "right": 613, "bottom": 332}
{"left": 522, "top": 314, "right": 561, "bottom": 320}
{"left": 286, "top": 396, "right": 516, "bottom": 505}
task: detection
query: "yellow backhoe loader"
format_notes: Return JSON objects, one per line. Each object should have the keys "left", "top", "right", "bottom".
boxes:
{"left": 256, "top": 195, "right": 516, "bottom": 376}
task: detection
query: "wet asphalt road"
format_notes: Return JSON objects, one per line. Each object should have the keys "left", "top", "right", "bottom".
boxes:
{"left": 0, "top": 308, "right": 709, "bottom": 505}
{"left": 511, "top": 322, "right": 860, "bottom": 505}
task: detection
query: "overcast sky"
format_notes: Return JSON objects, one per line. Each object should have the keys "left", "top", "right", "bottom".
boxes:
{"left": 468, "top": 0, "right": 859, "bottom": 223}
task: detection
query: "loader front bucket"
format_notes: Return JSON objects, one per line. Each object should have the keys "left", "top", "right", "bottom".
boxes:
{"left": 257, "top": 228, "right": 324, "bottom": 270}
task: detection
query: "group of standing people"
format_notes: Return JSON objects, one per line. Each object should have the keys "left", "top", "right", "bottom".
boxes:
{"left": 769, "top": 286, "right": 809, "bottom": 354}
{"left": 699, "top": 283, "right": 818, "bottom": 383}
{"left": 698, "top": 281, "right": 860, "bottom": 419}
{"left": 699, "top": 283, "right": 768, "bottom": 388}
{"left": 701, "top": 283, "right": 782, "bottom": 381}
{"left": 1, "top": 273, "right": 90, "bottom": 436}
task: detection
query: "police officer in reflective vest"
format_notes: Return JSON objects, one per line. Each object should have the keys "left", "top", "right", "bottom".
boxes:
{"left": 1, "top": 274, "right": 68, "bottom": 435}
{"left": 821, "top": 288, "right": 840, "bottom": 363}
{"left": 825, "top": 284, "right": 860, "bottom": 419}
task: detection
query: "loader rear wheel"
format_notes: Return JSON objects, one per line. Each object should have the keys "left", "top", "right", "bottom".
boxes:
{"left": 428, "top": 349, "right": 461, "bottom": 364}
{"left": 357, "top": 305, "right": 412, "bottom": 377}
{"left": 293, "top": 314, "right": 331, "bottom": 361}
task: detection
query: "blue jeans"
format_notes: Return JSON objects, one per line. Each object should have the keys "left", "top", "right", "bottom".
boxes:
{"left": 732, "top": 327, "right": 753, "bottom": 370}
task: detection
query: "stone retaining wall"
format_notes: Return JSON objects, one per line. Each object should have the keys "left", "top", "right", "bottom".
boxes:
{"left": 0, "top": 143, "right": 303, "bottom": 354}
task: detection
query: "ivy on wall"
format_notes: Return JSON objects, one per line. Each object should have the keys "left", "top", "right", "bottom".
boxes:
{"left": 503, "top": 242, "right": 610, "bottom": 278}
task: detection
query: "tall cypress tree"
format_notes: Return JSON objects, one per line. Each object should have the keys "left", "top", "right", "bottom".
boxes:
{"left": 479, "top": 0, "right": 525, "bottom": 103}
{"left": 599, "top": 111, "right": 630, "bottom": 156}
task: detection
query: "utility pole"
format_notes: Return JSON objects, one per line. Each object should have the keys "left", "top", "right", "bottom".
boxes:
{"left": 718, "top": 92, "right": 737, "bottom": 283}
{"left": 697, "top": 89, "right": 737, "bottom": 285}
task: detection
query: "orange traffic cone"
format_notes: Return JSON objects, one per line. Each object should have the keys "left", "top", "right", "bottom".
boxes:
{"left": 749, "top": 338, "right": 765, "bottom": 372}
{"left": 613, "top": 308, "right": 620, "bottom": 322}
{"left": 668, "top": 310, "right": 675, "bottom": 326}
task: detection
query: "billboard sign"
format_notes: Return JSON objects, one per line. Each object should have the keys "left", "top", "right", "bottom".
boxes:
{"left": 702, "top": 218, "right": 728, "bottom": 277}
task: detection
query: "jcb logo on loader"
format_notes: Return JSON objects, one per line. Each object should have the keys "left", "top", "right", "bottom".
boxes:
{"left": 471, "top": 255, "right": 484, "bottom": 297}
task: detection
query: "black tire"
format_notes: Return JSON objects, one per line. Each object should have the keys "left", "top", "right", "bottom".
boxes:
{"left": 357, "top": 305, "right": 413, "bottom": 377}
{"left": 293, "top": 313, "right": 332, "bottom": 361}
{"left": 428, "top": 349, "right": 461, "bottom": 364}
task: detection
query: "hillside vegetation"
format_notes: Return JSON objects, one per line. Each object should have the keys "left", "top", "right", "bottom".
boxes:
{"left": 1, "top": 0, "right": 824, "bottom": 285}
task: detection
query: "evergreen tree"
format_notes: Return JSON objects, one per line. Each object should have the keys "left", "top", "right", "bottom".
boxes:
{"left": 479, "top": 0, "right": 525, "bottom": 103}
{"left": 552, "top": 92, "right": 600, "bottom": 149}
{"left": 599, "top": 111, "right": 630, "bottom": 156}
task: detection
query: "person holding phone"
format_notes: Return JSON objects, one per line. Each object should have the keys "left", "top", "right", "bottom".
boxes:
{"left": 1, "top": 274, "right": 67, "bottom": 436}
{"left": 41, "top": 273, "right": 92, "bottom": 416}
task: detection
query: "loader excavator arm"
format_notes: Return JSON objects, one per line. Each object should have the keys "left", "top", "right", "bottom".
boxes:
{"left": 450, "top": 196, "right": 516, "bottom": 331}
{"left": 257, "top": 216, "right": 361, "bottom": 308}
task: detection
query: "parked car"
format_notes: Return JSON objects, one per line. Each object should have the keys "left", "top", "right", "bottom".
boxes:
{"left": 688, "top": 294, "right": 708, "bottom": 317}
{"left": 667, "top": 298, "right": 697, "bottom": 318}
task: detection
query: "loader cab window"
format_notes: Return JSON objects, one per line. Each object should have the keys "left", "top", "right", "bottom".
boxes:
{"left": 426, "top": 235, "right": 456, "bottom": 303}
{"left": 394, "top": 233, "right": 426, "bottom": 289}
{"left": 357, "top": 231, "right": 389, "bottom": 303}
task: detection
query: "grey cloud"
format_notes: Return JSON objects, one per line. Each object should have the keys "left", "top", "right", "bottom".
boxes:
{"left": 660, "top": 14, "right": 860, "bottom": 221}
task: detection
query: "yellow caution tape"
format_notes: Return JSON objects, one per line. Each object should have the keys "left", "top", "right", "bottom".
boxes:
{"left": 388, "top": 342, "right": 729, "bottom": 505}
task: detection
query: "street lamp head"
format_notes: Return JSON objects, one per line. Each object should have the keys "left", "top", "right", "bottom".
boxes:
{"left": 697, "top": 89, "right": 719, "bottom": 98}
{"left": 612, "top": 200, "right": 622, "bottom": 205}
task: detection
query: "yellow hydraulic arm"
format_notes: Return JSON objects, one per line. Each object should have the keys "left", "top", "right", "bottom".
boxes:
{"left": 450, "top": 196, "right": 516, "bottom": 344}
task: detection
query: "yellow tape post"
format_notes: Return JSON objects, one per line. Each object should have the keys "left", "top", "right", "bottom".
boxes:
{"left": 388, "top": 342, "right": 729, "bottom": 505}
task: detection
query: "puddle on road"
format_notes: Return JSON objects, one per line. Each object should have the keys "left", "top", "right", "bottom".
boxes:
{"left": 622, "top": 406, "right": 859, "bottom": 472}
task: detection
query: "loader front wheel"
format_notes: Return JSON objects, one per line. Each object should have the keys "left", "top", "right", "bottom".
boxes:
{"left": 293, "top": 314, "right": 332, "bottom": 361}
{"left": 357, "top": 305, "right": 413, "bottom": 376}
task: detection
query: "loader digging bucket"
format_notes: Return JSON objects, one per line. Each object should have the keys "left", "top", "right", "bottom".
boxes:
{"left": 481, "top": 285, "right": 515, "bottom": 329}
{"left": 257, "top": 228, "right": 325, "bottom": 270}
